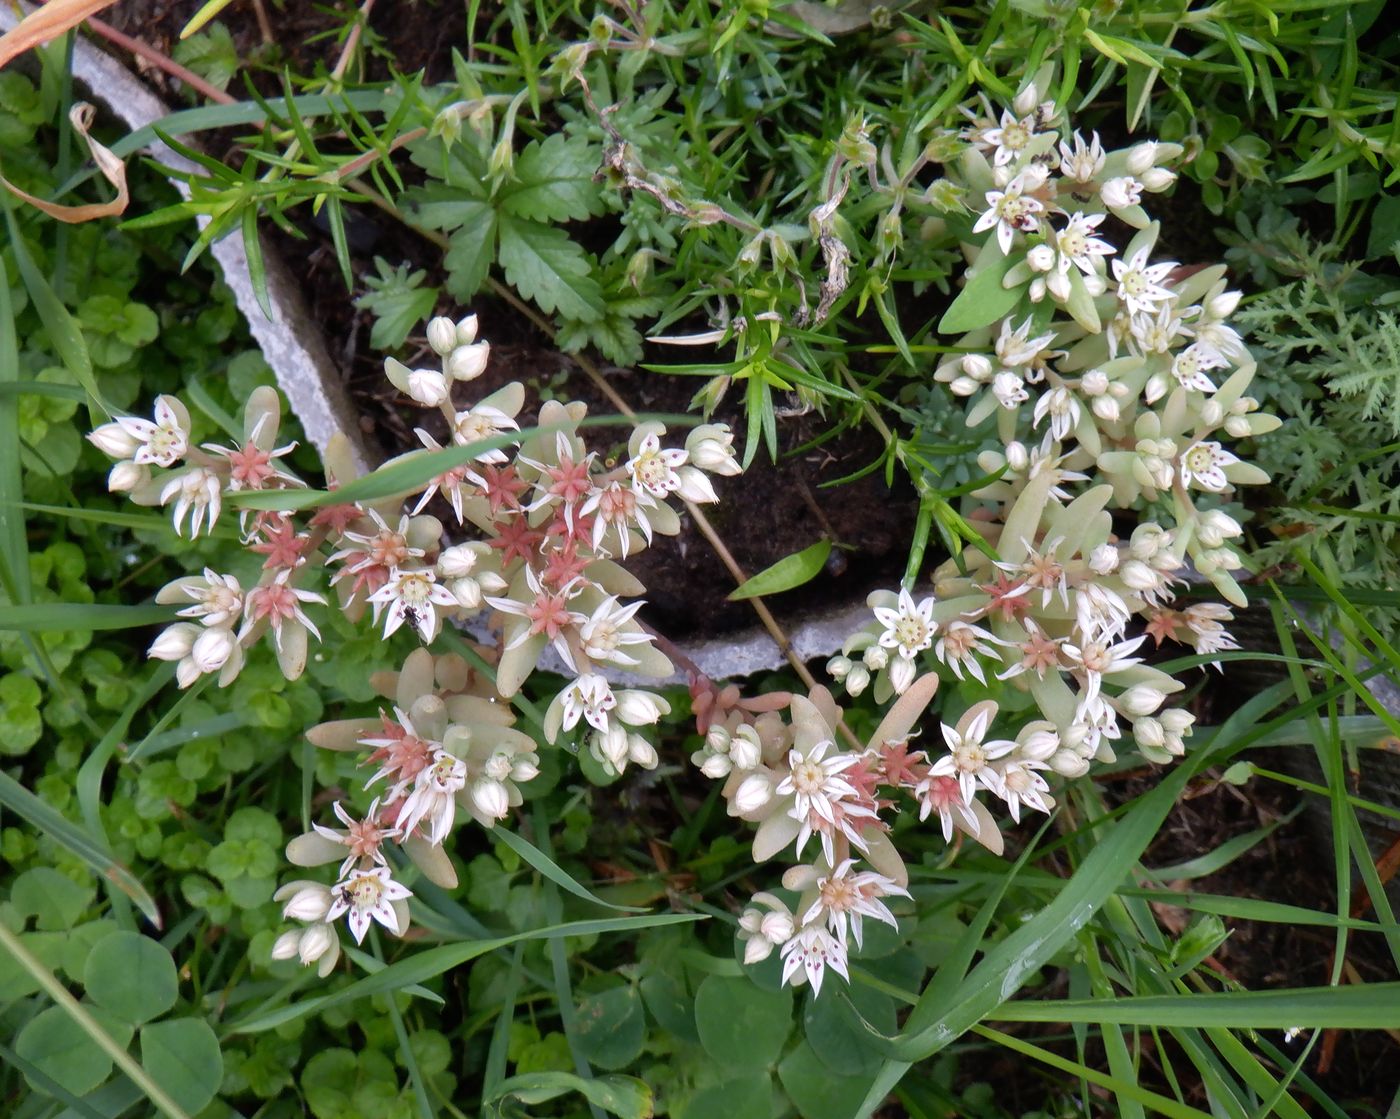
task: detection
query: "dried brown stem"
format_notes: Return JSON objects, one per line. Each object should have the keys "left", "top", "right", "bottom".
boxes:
{"left": 87, "top": 16, "right": 236, "bottom": 105}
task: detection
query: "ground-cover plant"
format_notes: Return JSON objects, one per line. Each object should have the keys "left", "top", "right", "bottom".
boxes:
{"left": 6, "top": 1, "right": 1400, "bottom": 1117}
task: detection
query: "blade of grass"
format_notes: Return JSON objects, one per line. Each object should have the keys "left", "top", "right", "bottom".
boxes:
{"left": 370, "top": 928, "right": 435, "bottom": 1119}
{"left": 0, "top": 770, "right": 159, "bottom": 925}
{"left": 3, "top": 203, "right": 108, "bottom": 420}
{"left": 972, "top": 1025, "right": 1215, "bottom": 1119}
{"left": 532, "top": 803, "right": 605, "bottom": 1119}
{"left": 0, "top": 261, "right": 29, "bottom": 605}
{"left": 225, "top": 912, "right": 705, "bottom": 1033}
{"left": 988, "top": 983, "right": 1400, "bottom": 1027}
{"left": 493, "top": 826, "right": 647, "bottom": 914}
{"left": 0, "top": 602, "right": 178, "bottom": 632}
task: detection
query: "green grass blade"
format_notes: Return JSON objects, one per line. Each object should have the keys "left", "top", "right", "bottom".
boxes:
{"left": 0, "top": 603, "right": 177, "bottom": 632}
{"left": 989, "top": 984, "right": 1400, "bottom": 1027}
{"left": 225, "top": 913, "right": 705, "bottom": 1034}
{"left": 494, "top": 825, "right": 648, "bottom": 913}
{"left": 230, "top": 413, "right": 698, "bottom": 511}
{"left": 4, "top": 205, "right": 108, "bottom": 420}
{"left": 972, "top": 1025, "right": 1215, "bottom": 1119}
{"left": 0, "top": 770, "right": 160, "bottom": 925}
{"left": 0, "top": 266, "right": 29, "bottom": 605}
{"left": 887, "top": 755, "right": 1200, "bottom": 1063}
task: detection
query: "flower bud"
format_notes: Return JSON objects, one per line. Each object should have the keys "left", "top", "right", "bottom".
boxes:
{"left": 595, "top": 725, "right": 630, "bottom": 769}
{"left": 281, "top": 883, "right": 333, "bottom": 922}
{"left": 729, "top": 728, "right": 762, "bottom": 771}
{"left": 1119, "top": 559, "right": 1159, "bottom": 593}
{"left": 737, "top": 233, "right": 765, "bottom": 270}
{"left": 1080, "top": 369, "right": 1109, "bottom": 396}
{"left": 676, "top": 465, "right": 719, "bottom": 504}
{"left": 1224, "top": 415, "right": 1251, "bottom": 438}
{"left": 959, "top": 354, "right": 992, "bottom": 383}
{"left": 826, "top": 655, "right": 852, "bottom": 681}
{"left": 297, "top": 923, "right": 337, "bottom": 966}
{"left": 271, "top": 930, "right": 302, "bottom": 960}
{"left": 760, "top": 908, "right": 794, "bottom": 944}
{"left": 447, "top": 578, "right": 482, "bottom": 610}
{"left": 1087, "top": 544, "right": 1119, "bottom": 575}
{"left": 1125, "top": 141, "right": 1161, "bottom": 175}
{"left": 1101, "top": 176, "right": 1142, "bottom": 209}
{"left": 89, "top": 422, "right": 144, "bottom": 459}
{"left": 426, "top": 317, "right": 458, "bottom": 355}
{"left": 488, "top": 137, "right": 513, "bottom": 177}
{"left": 1200, "top": 400, "right": 1224, "bottom": 427}
{"left": 1005, "top": 441, "right": 1029, "bottom": 472}
{"left": 701, "top": 752, "right": 732, "bottom": 779}
{"left": 628, "top": 735, "right": 659, "bottom": 769}
{"left": 889, "top": 653, "right": 915, "bottom": 695}
{"left": 844, "top": 664, "right": 871, "bottom": 697}
{"left": 149, "top": 623, "right": 199, "bottom": 661}
{"left": 191, "top": 627, "right": 236, "bottom": 674}
{"left": 1140, "top": 167, "right": 1177, "bottom": 191}
{"left": 438, "top": 544, "right": 481, "bottom": 578}
{"left": 447, "top": 342, "right": 490, "bottom": 382}
{"left": 108, "top": 460, "right": 149, "bottom": 493}
{"left": 863, "top": 644, "right": 889, "bottom": 670}
{"left": 406, "top": 369, "right": 448, "bottom": 408}
{"left": 1012, "top": 84, "right": 1039, "bottom": 117}
{"left": 1204, "top": 509, "right": 1241, "bottom": 540}
{"left": 616, "top": 689, "right": 666, "bottom": 726}
{"left": 471, "top": 779, "right": 510, "bottom": 820}
{"left": 686, "top": 425, "right": 741, "bottom": 475}
{"left": 1118, "top": 684, "right": 1166, "bottom": 717}
{"left": 706, "top": 725, "right": 732, "bottom": 753}
{"left": 1207, "top": 291, "right": 1241, "bottom": 319}
{"left": 1026, "top": 244, "right": 1056, "bottom": 272}
{"left": 513, "top": 756, "right": 541, "bottom": 785}
{"left": 734, "top": 772, "right": 774, "bottom": 814}
{"left": 1161, "top": 708, "right": 1195, "bottom": 734}
{"left": 1091, "top": 395, "right": 1121, "bottom": 422}
{"left": 1128, "top": 524, "right": 1166, "bottom": 560}
{"left": 949, "top": 375, "right": 980, "bottom": 397}
{"left": 1049, "top": 749, "right": 1091, "bottom": 778}
{"left": 1019, "top": 726, "right": 1060, "bottom": 761}
{"left": 1133, "top": 716, "right": 1165, "bottom": 749}
{"left": 450, "top": 315, "right": 478, "bottom": 346}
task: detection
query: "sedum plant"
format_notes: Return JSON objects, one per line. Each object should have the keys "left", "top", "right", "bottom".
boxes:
{"left": 88, "top": 313, "right": 740, "bottom": 966}
{"left": 89, "top": 77, "right": 1275, "bottom": 1003}
{"left": 684, "top": 78, "right": 1279, "bottom": 994}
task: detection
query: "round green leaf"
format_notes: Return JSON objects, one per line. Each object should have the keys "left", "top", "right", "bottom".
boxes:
{"left": 12, "top": 867, "right": 94, "bottom": 930}
{"left": 777, "top": 1041, "right": 879, "bottom": 1119}
{"left": 803, "top": 983, "right": 896, "bottom": 1076}
{"left": 575, "top": 985, "right": 646, "bottom": 1070}
{"left": 84, "top": 930, "right": 179, "bottom": 1024}
{"left": 14, "top": 1003, "right": 133, "bottom": 1097}
{"left": 681, "top": 1071, "right": 771, "bottom": 1119}
{"left": 140, "top": 1017, "right": 224, "bottom": 1115}
{"left": 639, "top": 972, "right": 698, "bottom": 1042}
{"left": 694, "top": 975, "right": 792, "bottom": 1069}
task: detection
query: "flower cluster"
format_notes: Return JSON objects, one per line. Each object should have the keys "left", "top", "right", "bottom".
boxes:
{"left": 697, "top": 80, "right": 1273, "bottom": 995}
{"left": 89, "top": 312, "right": 741, "bottom": 961}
